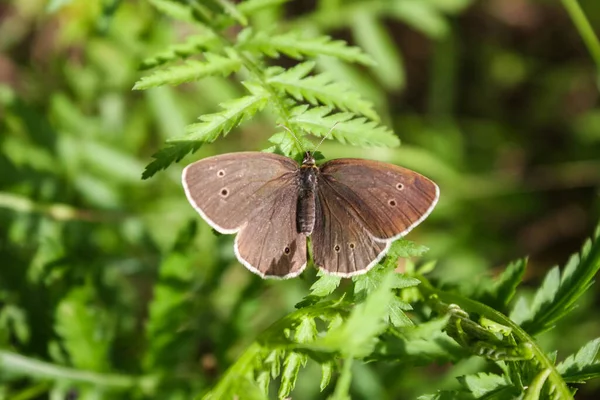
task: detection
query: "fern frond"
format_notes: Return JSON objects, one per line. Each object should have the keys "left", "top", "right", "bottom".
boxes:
{"left": 140, "top": 35, "right": 221, "bottom": 70}
{"left": 557, "top": 337, "right": 600, "bottom": 383}
{"left": 510, "top": 226, "right": 600, "bottom": 336}
{"left": 133, "top": 53, "right": 241, "bottom": 90}
{"left": 142, "top": 93, "right": 268, "bottom": 178}
{"left": 267, "top": 61, "right": 379, "bottom": 120}
{"left": 238, "top": 29, "right": 376, "bottom": 66}
{"left": 183, "top": 93, "right": 269, "bottom": 140}
{"left": 290, "top": 106, "right": 399, "bottom": 147}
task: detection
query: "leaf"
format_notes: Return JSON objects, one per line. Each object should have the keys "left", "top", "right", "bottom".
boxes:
{"left": 290, "top": 106, "right": 399, "bottom": 148}
{"left": 388, "top": 0, "right": 449, "bottom": 39}
{"left": 387, "top": 296, "right": 413, "bottom": 327}
{"left": 148, "top": 0, "right": 195, "bottom": 22}
{"left": 457, "top": 372, "right": 511, "bottom": 397}
{"left": 267, "top": 62, "right": 379, "bottom": 120}
{"left": 493, "top": 259, "right": 527, "bottom": 306}
{"left": 320, "top": 360, "right": 334, "bottom": 391}
{"left": 140, "top": 35, "right": 221, "bottom": 70}
{"left": 279, "top": 352, "right": 305, "bottom": 399}
{"left": 239, "top": 29, "right": 375, "bottom": 66}
{"left": 557, "top": 338, "right": 600, "bottom": 383}
{"left": 265, "top": 131, "right": 313, "bottom": 158}
{"left": 309, "top": 272, "right": 342, "bottom": 297}
{"left": 351, "top": 12, "right": 405, "bottom": 90}
{"left": 511, "top": 226, "right": 600, "bottom": 335}
{"left": 133, "top": 53, "right": 241, "bottom": 90}
{"left": 142, "top": 92, "right": 268, "bottom": 179}
{"left": 313, "top": 268, "right": 398, "bottom": 357}
{"left": 55, "top": 287, "right": 113, "bottom": 371}
{"left": 479, "top": 259, "right": 527, "bottom": 311}
{"left": 215, "top": 0, "right": 248, "bottom": 25}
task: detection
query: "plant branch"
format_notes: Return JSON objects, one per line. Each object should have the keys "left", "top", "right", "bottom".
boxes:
{"left": 562, "top": 0, "right": 600, "bottom": 75}
{"left": 416, "top": 276, "right": 573, "bottom": 400}
{"left": 0, "top": 351, "right": 156, "bottom": 393}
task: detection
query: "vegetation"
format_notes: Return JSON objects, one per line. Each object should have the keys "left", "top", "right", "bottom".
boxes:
{"left": 1, "top": 0, "right": 599, "bottom": 399}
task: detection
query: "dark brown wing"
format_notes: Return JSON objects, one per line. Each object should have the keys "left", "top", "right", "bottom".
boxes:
{"left": 182, "top": 152, "right": 307, "bottom": 278}
{"left": 318, "top": 159, "right": 439, "bottom": 241}
{"left": 312, "top": 179, "right": 389, "bottom": 276}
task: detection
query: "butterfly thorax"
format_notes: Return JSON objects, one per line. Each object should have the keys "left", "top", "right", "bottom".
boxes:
{"left": 297, "top": 152, "right": 318, "bottom": 235}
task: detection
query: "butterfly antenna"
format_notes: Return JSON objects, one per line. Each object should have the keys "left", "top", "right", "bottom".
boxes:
{"left": 314, "top": 122, "right": 339, "bottom": 152}
{"left": 277, "top": 124, "right": 305, "bottom": 153}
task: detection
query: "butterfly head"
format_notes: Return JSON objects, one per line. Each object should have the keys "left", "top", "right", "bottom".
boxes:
{"left": 301, "top": 151, "right": 316, "bottom": 167}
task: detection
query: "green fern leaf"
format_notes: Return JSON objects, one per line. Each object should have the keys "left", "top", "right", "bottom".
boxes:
{"left": 140, "top": 35, "right": 221, "bottom": 70}
{"left": 309, "top": 272, "right": 342, "bottom": 297}
{"left": 184, "top": 93, "right": 269, "bottom": 141}
{"left": 267, "top": 61, "right": 379, "bottom": 120}
{"left": 239, "top": 29, "right": 375, "bottom": 66}
{"left": 511, "top": 226, "right": 600, "bottom": 335}
{"left": 265, "top": 131, "right": 313, "bottom": 158}
{"left": 557, "top": 337, "right": 600, "bottom": 383}
{"left": 133, "top": 53, "right": 241, "bottom": 90}
{"left": 142, "top": 93, "right": 268, "bottom": 179}
{"left": 279, "top": 352, "right": 306, "bottom": 399}
{"left": 290, "top": 106, "right": 399, "bottom": 147}
{"left": 141, "top": 141, "right": 197, "bottom": 180}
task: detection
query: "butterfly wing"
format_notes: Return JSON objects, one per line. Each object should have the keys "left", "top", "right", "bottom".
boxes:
{"left": 319, "top": 159, "right": 439, "bottom": 241}
{"left": 182, "top": 152, "right": 307, "bottom": 278}
{"left": 311, "top": 159, "right": 438, "bottom": 276}
{"left": 312, "top": 181, "right": 389, "bottom": 276}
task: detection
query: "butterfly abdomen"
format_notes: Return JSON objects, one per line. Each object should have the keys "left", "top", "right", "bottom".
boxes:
{"left": 297, "top": 166, "right": 318, "bottom": 235}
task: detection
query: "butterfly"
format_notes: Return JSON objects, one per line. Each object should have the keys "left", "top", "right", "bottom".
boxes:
{"left": 182, "top": 151, "right": 439, "bottom": 278}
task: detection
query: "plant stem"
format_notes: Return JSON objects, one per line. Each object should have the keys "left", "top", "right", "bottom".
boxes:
{"left": 416, "top": 276, "right": 573, "bottom": 400}
{"left": 562, "top": 0, "right": 600, "bottom": 73}
{"left": 0, "top": 351, "right": 153, "bottom": 392}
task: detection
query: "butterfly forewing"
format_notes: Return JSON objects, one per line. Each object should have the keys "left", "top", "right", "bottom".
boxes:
{"left": 318, "top": 159, "right": 439, "bottom": 241}
{"left": 182, "top": 152, "right": 299, "bottom": 233}
{"left": 182, "top": 152, "right": 307, "bottom": 278}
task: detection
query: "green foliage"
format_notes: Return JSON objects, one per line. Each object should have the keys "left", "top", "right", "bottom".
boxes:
{"left": 134, "top": 0, "right": 394, "bottom": 178}
{"left": 557, "top": 338, "right": 600, "bottom": 383}
{"left": 2, "top": 0, "right": 600, "bottom": 400}
{"left": 510, "top": 226, "right": 600, "bottom": 335}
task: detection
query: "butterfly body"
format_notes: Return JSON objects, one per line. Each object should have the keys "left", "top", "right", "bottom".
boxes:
{"left": 182, "top": 151, "right": 439, "bottom": 279}
{"left": 297, "top": 152, "right": 319, "bottom": 235}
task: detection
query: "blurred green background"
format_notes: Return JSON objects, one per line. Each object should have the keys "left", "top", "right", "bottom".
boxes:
{"left": 1, "top": 0, "right": 599, "bottom": 398}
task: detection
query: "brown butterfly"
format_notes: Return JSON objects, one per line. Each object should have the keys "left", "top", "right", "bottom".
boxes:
{"left": 182, "top": 151, "right": 439, "bottom": 278}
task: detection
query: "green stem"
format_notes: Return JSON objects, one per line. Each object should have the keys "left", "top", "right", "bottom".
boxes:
{"left": 416, "top": 276, "right": 573, "bottom": 400}
{"left": 0, "top": 351, "right": 154, "bottom": 392}
{"left": 331, "top": 357, "right": 353, "bottom": 400}
{"left": 562, "top": 0, "right": 600, "bottom": 72}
